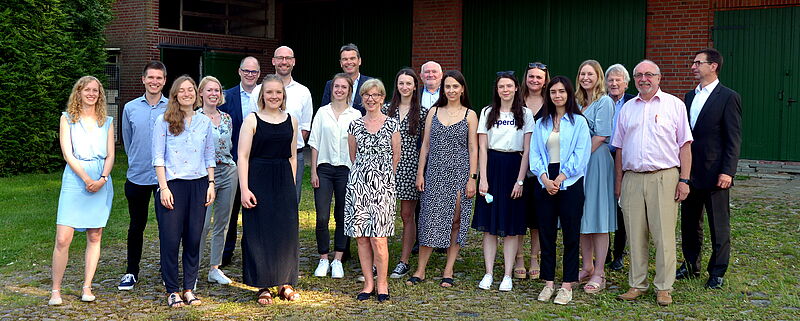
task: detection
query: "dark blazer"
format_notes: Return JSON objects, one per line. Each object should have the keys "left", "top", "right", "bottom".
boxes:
{"left": 320, "top": 74, "right": 372, "bottom": 115}
{"left": 218, "top": 84, "right": 245, "bottom": 162}
{"left": 622, "top": 93, "right": 635, "bottom": 104}
{"left": 685, "top": 83, "right": 742, "bottom": 190}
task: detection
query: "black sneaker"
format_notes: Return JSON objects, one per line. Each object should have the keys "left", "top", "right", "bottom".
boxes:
{"left": 390, "top": 262, "right": 410, "bottom": 279}
{"left": 118, "top": 273, "right": 137, "bottom": 291}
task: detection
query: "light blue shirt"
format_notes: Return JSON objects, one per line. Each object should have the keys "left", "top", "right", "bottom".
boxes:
{"left": 121, "top": 94, "right": 168, "bottom": 185}
{"left": 152, "top": 113, "right": 216, "bottom": 181}
{"left": 529, "top": 114, "right": 592, "bottom": 189}
{"left": 421, "top": 86, "right": 440, "bottom": 110}
{"left": 609, "top": 94, "right": 626, "bottom": 153}
{"left": 240, "top": 84, "right": 254, "bottom": 120}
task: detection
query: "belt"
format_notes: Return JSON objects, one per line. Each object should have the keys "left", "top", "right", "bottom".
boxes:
{"left": 628, "top": 167, "right": 676, "bottom": 174}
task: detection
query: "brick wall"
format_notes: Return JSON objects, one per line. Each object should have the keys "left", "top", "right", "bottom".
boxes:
{"left": 105, "top": 0, "right": 281, "bottom": 105}
{"left": 411, "top": 0, "right": 463, "bottom": 74}
{"left": 644, "top": 0, "right": 798, "bottom": 97}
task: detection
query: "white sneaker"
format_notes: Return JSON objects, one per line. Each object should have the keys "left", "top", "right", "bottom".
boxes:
{"left": 499, "top": 275, "right": 513, "bottom": 292}
{"left": 478, "top": 273, "right": 493, "bottom": 290}
{"left": 208, "top": 268, "right": 232, "bottom": 285}
{"left": 314, "top": 259, "right": 330, "bottom": 277}
{"left": 538, "top": 285, "right": 555, "bottom": 302}
{"left": 330, "top": 260, "right": 344, "bottom": 279}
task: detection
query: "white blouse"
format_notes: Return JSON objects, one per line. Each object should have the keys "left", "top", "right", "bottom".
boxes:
{"left": 307, "top": 104, "right": 362, "bottom": 168}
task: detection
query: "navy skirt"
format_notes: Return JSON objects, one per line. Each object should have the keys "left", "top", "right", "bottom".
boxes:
{"left": 471, "top": 150, "right": 528, "bottom": 236}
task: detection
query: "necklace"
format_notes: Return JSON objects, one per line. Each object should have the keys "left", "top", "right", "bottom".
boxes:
{"left": 443, "top": 106, "right": 461, "bottom": 118}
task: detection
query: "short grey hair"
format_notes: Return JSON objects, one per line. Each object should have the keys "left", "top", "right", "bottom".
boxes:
{"left": 634, "top": 59, "right": 660, "bottom": 74}
{"left": 605, "top": 64, "right": 630, "bottom": 83}
{"left": 421, "top": 61, "right": 442, "bottom": 73}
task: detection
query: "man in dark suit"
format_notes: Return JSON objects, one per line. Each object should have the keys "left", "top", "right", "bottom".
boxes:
{"left": 605, "top": 64, "right": 635, "bottom": 271}
{"left": 320, "top": 43, "right": 371, "bottom": 115}
{"left": 678, "top": 48, "right": 742, "bottom": 289}
{"left": 218, "top": 56, "right": 261, "bottom": 267}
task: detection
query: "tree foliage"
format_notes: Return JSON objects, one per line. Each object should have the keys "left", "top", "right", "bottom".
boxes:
{"left": 0, "top": 0, "right": 113, "bottom": 176}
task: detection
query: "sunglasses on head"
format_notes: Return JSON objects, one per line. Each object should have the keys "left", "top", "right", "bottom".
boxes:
{"left": 496, "top": 70, "right": 515, "bottom": 77}
{"left": 528, "top": 62, "right": 547, "bottom": 70}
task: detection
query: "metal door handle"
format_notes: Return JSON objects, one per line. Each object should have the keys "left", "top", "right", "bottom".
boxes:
{"left": 788, "top": 98, "right": 797, "bottom": 104}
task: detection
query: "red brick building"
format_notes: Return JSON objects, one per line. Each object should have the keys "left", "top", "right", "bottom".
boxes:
{"left": 106, "top": 0, "right": 800, "bottom": 160}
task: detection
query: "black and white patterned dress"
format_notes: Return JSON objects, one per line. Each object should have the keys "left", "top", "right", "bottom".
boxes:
{"left": 344, "top": 117, "right": 398, "bottom": 237}
{"left": 418, "top": 107, "right": 473, "bottom": 248}
{"left": 383, "top": 104, "right": 426, "bottom": 200}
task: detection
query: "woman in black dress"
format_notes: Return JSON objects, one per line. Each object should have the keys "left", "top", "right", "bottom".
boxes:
{"left": 237, "top": 74, "right": 300, "bottom": 304}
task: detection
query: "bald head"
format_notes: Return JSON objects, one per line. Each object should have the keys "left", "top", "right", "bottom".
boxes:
{"left": 633, "top": 59, "right": 661, "bottom": 100}
{"left": 273, "top": 46, "right": 296, "bottom": 77}
{"left": 238, "top": 56, "right": 261, "bottom": 91}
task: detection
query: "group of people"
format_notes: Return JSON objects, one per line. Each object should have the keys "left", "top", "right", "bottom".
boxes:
{"left": 49, "top": 43, "right": 741, "bottom": 309}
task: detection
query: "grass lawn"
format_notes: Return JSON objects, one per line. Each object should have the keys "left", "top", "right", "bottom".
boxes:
{"left": 0, "top": 148, "right": 798, "bottom": 320}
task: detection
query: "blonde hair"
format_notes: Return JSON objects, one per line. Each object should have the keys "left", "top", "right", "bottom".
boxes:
{"left": 256, "top": 74, "right": 286, "bottom": 111}
{"left": 331, "top": 73, "right": 354, "bottom": 104}
{"left": 359, "top": 78, "right": 386, "bottom": 96}
{"left": 575, "top": 60, "right": 607, "bottom": 107}
{"left": 165, "top": 76, "right": 200, "bottom": 135}
{"left": 66, "top": 76, "right": 107, "bottom": 126}
{"left": 198, "top": 76, "right": 226, "bottom": 106}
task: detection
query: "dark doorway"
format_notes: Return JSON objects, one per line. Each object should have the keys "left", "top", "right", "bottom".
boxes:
{"left": 161, "top": 48, "right": 203, "bottom": 93}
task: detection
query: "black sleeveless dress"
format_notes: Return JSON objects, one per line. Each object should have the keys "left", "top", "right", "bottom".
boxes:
{"left": 242, "top": 113, "right": 299, "bottom": 288}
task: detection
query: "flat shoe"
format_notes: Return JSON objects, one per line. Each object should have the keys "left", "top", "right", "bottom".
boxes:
{"left": 356, "top": 292, "right": 373, "bottom": 301}
{"left": 48, "top": 289, "right": 63, "bottom": 306}
{"left": 377, "top": 293, "right": 390, "bottom": 302}
{"left": 498, "top": 276, "right": 513, "bottom": 292}
{"left": 81, "top": 286, "right": 95, "bottom": 302}
{"left": 405, "top": 276, "right": 424, "bottom": 285}
{"left": 440, "top": 277, "right": 454, "bottom": 288}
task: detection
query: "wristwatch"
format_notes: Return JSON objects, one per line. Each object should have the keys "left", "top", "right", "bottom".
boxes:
{"left": 678, "top": 178, "right": 690, "bottom": 184}
{"left": 516, "top": 180, "right": 524, "bottom": 186}
{"left": 470, "top": 173, "right": 478, "bottom": 180}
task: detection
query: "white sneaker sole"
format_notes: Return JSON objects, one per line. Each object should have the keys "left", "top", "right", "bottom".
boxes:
{"left": 117, "top": 285, "right": 133, "bottom": 291}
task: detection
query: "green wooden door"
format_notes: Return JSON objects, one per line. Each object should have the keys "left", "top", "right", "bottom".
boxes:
{"left": 203, "top": 52, "right": 247, "bottom": 90}
{"left": 462, "top": 0, "right": 645, "bottom": 109}
{"left": 282, "top": 0, "right": 412, "bottom": 109}
{"left": 715, "top": 7, "right": 800, "bottom": 161}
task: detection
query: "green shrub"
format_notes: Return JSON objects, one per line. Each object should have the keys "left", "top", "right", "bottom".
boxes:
{"left": 0, "top": 0, "right": 112, "bottom": 176}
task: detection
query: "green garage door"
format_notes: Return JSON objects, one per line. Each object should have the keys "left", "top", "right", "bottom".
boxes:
{"left": 282, "top": 0, "right": 412, "bottom": 109}
{"left": 462, "top": 0, "right": 645, "bottom": 109}
{"left": 715, "top": 7, "right": 800, "bottom": 161}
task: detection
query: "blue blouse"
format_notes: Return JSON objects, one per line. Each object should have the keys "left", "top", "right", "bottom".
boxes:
{"left": 152, "top": 113, "right": 216, "bottom": 181}
{"left": 529, "top": 113, "right": 592, "bottom": 189}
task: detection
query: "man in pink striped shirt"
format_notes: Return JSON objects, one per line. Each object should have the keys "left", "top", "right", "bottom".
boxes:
{"left": 611, "top": 59, "right": 693, "bottom": 306}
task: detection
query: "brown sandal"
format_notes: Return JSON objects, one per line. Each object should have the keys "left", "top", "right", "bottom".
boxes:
{"left": 182, "top": 290, "right": 201, "bottom": 306}
{"left": 278, "top": 285, "right": 300, "bottom": 301}
{"left": 257, "top": 288, "right": 273, "bottom": 305}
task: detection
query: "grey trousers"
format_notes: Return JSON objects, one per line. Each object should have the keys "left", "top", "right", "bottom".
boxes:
{"left": 200, "top": 163, "right": 238, "bottom": 267}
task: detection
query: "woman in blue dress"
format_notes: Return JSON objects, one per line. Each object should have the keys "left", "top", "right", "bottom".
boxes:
{"left": 49, "top": 76, "right": 115, "bottom": 305}
{"left": 575, "top": 60, "right": 616, "bottom": 294}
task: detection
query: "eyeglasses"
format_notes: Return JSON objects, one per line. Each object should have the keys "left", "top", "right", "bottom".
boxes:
{"left": 633, "top": 72, "right": 660, "bottom": 79}
{"left": 690, "top": 60, "right": 712, "bottom": 67}
{"left": 361, "top": 93, "right": 384, "bottom": 100}
{"left": 240, "top": 69, "right": 260, "bottom": 76}
{"left": 274, "top": 56, "right": 294, "bottom": 61}
{"left": 528, "top": 62, "right": 548, "bottom": 70}
{"left": 496, "top": 70, "right": 515, "bottom": 76}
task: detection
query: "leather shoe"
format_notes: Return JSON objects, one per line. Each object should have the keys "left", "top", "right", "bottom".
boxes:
{"left": 618, "top": 288, "right": 646, "bottom": 301}
{"left": 656, "top": 290, "right": 672, "bottom": 306}
{"left": 705, "top": 276, "right": 724, "bottom": 289}
{"left": 610, "top": 256, "right": 624, "bottom": 271}
{"left": 676, "top": 262, "right": 700, "bottom": 280}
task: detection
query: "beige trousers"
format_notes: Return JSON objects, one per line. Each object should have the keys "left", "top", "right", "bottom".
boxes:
{"left": 620, "top": 168, "right": 678, "bottom": 292}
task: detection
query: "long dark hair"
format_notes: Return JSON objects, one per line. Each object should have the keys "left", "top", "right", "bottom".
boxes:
{"left": 542, "top": 76, "right": 581, "bottom": 125}
{"left": 432, "top": 70, "right": 472, "bottom": 109}
{"left": 388, "top": 68, "right": 422, "bottom": 135}
{"left": 484, "top": 73, "right": 524, "bottom": 130}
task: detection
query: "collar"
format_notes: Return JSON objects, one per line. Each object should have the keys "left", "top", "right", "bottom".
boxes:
{"left": 239, "top": 83, "right": 254, "bottom": 95}
{"left": 695, "top": 78, "right": 719, "bottom": 94}
{"left": 139, "top": 94, "right": 168, "bottom": 106}
{"left": 635, "top": 89, "right": 665, "bottom": 103}
{"left": 424, "top": 86, "right": 440, "bottom": 95}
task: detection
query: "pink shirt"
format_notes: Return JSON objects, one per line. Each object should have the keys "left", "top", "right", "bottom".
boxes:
{"left": 611, "top": 89, "right": 693, "bottom": 172}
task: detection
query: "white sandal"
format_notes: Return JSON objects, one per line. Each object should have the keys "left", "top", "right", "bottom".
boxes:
{"left": 48, "top": 289, "right": 63, "bottom": 306}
